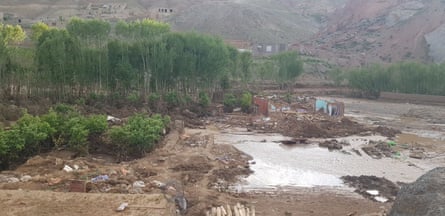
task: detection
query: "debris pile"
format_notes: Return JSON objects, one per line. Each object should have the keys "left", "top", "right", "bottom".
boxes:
{"left": 342, "top": 175, "right": 399, "bottom": 203}
{"left": 319, "top": 139, "right": 348, "bottom": 151}
{"left": 362, "top": 141, "right": 397, "bottom": 159}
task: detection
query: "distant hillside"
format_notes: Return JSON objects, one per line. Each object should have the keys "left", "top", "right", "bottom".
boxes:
{"left": 302, "top": 0, "right": 445, "bottom": 67}
{"left": 0, "top": 0, "right": 346, "bottom": 44}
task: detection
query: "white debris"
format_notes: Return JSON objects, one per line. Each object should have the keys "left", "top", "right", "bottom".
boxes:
{"left": 63, "top": 165, "right": 74, "bottom": 172}
{"left": 374, "top": 196, "right": 389, "bottom": 203}
{"left": 366, "top": 190, "right": 380, "bottom": 196}
{"left": 151, "top": 180, "right": 166, "bottom": 188}
{"left": 73, "top": 165, "right": 80, "bottom": 170}
{"left": 7, "top": 177, "right": 20, "bottom": 183}
{"left": 107, "top": 115, "right": 121, "bottom": 123}
{"left": 20, "top": 175, "right": 32, "bottom": 182}
{"left": 116, "top": 202, "right": 128, "bottom": 212}
{"left": 132, "top": 181, "right": 145, "bottom": 188}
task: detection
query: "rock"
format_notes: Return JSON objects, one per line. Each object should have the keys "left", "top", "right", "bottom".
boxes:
{"left": 63, "top": 165, "right": 74, "bottom": 172}
{"left": 20, "top": 175, "right": 32, "bottom": 182}
{"left": 7, "top": 177, "right": 20, "bottom": 183}
{"left": 48, "top": 177, "right": 63, "bottom": 186}
{"left": 0, "top": 174, "right": 9, "bottom": 183}
{"left": 132, "top": 181, "right": 145, "bottom": 188}
{"left": 409, "top": 152, "right": 425, "bottom": 159}
{"left": 389, "top": 167, "right": 445, "bottom": 216}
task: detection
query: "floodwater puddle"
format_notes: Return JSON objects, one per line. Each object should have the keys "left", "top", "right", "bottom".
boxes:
{"left": 215, "top": 131, "right": 431, "bottom": 192}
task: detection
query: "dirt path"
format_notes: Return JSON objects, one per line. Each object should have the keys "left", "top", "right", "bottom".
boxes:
{"left": 0, "top": 190, "right": 175, "bottom": 216}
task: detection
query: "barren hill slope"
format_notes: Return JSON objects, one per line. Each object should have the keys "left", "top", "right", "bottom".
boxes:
{"left": 0, "top": 0, "right": 346, "bottom": 43}
{"left": 305, "top": 0, "right": 445, "bottom": 67}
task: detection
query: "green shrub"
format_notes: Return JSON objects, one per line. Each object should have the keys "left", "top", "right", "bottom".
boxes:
{"left": 148, "top": 93, "right": 161, "bottom": 108}
{"left": 0, "top": 113, "right": 54, "bottom": 169}
{"left": 164, "top": 92, "right": 182, "bottom": 108}
{"left": 75, "top": 98, "right": 86, "bottom": 106}
{"left": 0, "top": 128, "right": 25, "bottom": 167}
{"left": 84, "top": 115, "right": 107, "bottom": 134}
{"left": 64, "top": 117, "right": 89, "bottom": 155}
{"left": 41, "top": 106, "right": 107, "bottom": 155}
{"left": 223, "top": 94, "right": 237, "bottom": 112}
{"left": 14, "top": 113, "right": 54, "bottom": 154}
{"left": 53, "top": 103, "right": 76, "bottom": 115}
{"left": 109, "top": 114, "right": 169, "bottom": 160}
{"left": 240, "top": 92, "right": 252, "bottom": 113}
{"left": 198, "top": 91, "right": 211, "bottom": 107}
{"left": 126, "top": 93, "right": 139, "bottom": 103}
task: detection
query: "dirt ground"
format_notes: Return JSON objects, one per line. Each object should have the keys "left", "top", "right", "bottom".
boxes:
{"left": 1, "top": 91, "right": 445, "bottom": 215}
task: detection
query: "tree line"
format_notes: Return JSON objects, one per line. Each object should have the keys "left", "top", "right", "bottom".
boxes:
{"left": 0, "top": 19, "right": 307, "bottom": 103}
{"left": 0, "top": 19, "right": 244, "bottom": 102}
{"left": 336, "top": 62, "right": 445, "bottom": 98}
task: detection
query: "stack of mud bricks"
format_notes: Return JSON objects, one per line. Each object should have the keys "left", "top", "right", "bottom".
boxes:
{"left": 69, "top": 180, "right": 86, "bottom": 192}
{"left": 206, "top": 203, "right": 255, "bottom": 216}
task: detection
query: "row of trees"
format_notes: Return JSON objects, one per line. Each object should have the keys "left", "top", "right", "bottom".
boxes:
{"left": 337, "top": 62, "right": 445, "bottom": 97}
{"left": 0, "top": 19, "right": 306, "bottom": 102}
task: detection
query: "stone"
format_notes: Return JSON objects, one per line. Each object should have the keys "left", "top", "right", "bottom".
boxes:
{"left": 20, "top": 175, "right": 32, "bottom": 182}
{"left": 389, "top": 167, "right": 445, "bottom": 216}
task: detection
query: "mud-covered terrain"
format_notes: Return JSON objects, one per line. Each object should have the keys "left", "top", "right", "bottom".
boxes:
{"left": 1, "top": 93, "right": 444, "bottom": 215}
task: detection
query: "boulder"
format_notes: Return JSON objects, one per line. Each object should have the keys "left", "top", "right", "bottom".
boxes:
{"left": 389, "top": 167, "right": 445, "bottom": 216}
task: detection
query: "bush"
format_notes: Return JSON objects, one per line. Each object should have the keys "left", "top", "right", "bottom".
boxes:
{"left": 14, "top": 113, "right": 54, "bottom": 154}
{"left": 240, "top": 92, "right": 252, "bottom": 113}
{"left": 41, "top": 106, "right": 107, "bottom": 155}
{"left": 0, "top": 112, "right": 54, "bottom": 169}
{"left": 164, "top": 92, "right": 182, "bottom": 108}
{"left": 126, "top": 93, "right": 140, "bottom": 104}
{"left": 109, "top": 114, "right": 170, "bottom": 160}
{"left": 148, "top": 93, "right": 161, "bottom": 108}
{"left": 198, "top": 91, "right": 211, "bottom": 107}
{"left": 84, "top": 115, "right": 107, "bottom": 134}
{"left": 223, "top": 94, "right": 237, "bottom": 113}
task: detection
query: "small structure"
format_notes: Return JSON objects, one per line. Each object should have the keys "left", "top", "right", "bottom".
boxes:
{"left": 253, "top": 43, "right": 289, "bottom": 56}
{"left": 315, "top": 99, "right": 344, "bottom": 117}
{"left": 253, "top": 97, "right": 269, "bottom": 116}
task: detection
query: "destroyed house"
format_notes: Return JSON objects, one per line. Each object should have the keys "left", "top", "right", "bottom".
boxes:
{"left": 315, "top": 99, "right": 344, "bottom": 117}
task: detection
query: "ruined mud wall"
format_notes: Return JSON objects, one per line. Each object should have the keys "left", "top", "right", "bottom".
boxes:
{"left": 380, "top": 92, "right": 445, "bottom": 105}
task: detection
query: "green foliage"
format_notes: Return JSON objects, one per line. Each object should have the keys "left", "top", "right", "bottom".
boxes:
{"left": 273, "top": 51, "right": 304, "bottom": 84}
{"left": 240, "top": 92, "right": 253, "bottom": 113}
{"left": 198, "top": 91, "right": 211, "bottom": 107}
{"left": 41, "top": 105, "right": 107, "bottom": 155}
{"left": 164, "top": 92, "right": 182, "bottom": 108}
{"left": 0, "top": 112, "right": 54, "bottom": 168}
{"left": 344, "top": 62, "right": 445, "bottom": 98}
{"left": 84, "top": 115, "right": 107, "bottom": 134}
{"left": 0, "top": 105, "right": 170, "bottom": 169}
{"left": 126, "top": 93, "right": 139, "bottom": 104}
{"left": 329, "top": 68, "right": 345, "bottom": 86}
{"left": 220, "top": 74, "right": 230, "bottom": 90}
{"left": 31, "top": 22, "right": 50, "bottom": 42}
{"left": 64, "top": 117, "right": 89, "bottom": 155}
{"left": 223, "top": 94, "right": 237, "bottom": 113}
{"left": 148, "top": 93, "right": 161, "bottom": 109}
{"left": 14, "top": 113, "right": 54, "bottom": 152}
{"left": 109, "top": 114, "right": 170, "bottom": 159}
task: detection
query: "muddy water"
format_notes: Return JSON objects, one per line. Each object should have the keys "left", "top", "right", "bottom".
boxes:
{"left": 215, "top": 132, "right": 431, "bottom": 191}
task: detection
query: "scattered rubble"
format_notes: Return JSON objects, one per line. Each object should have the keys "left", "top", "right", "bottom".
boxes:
{"left": 342, "top": 175, "right": 399, "bottom": 202}
{"left": 319, "top": 139, "right": 348, "bottom": 151}
{"left": 362, "top": 141, "right": 396, "bottom": 159}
